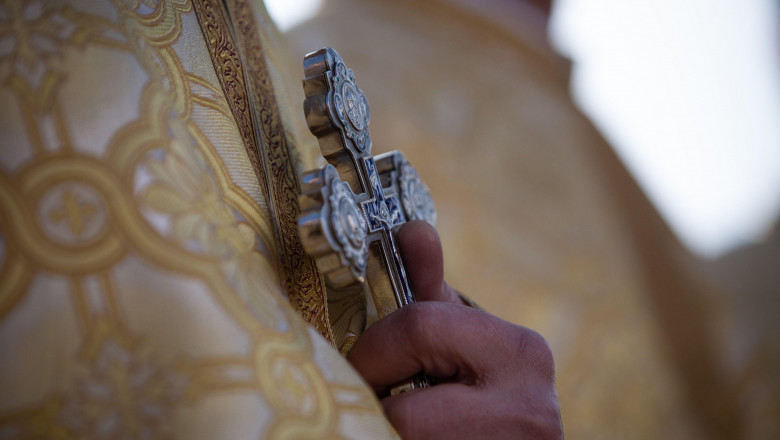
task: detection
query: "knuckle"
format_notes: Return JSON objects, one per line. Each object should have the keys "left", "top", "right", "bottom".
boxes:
{"left": 399, "top": 302, "right": 440, "bottom": 342}
{"left": 397, "top": 303, "right": 453, "bottom": 370}
{"left": 486, "top": 385, "right": 563, "bottom": 439}
{"left": 514, "top": 402, "right": 564, "bottom": 440}
{"left": 514, "top": 327, "right": 556, "bottom": 379}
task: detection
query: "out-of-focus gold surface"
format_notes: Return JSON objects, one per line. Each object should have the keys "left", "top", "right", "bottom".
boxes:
{"left": 286, "top": 0, "right": 780, "bottom": 438}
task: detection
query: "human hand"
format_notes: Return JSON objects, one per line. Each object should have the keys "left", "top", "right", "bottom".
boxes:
{"left": 348, "top": 221, "right": 563, "bottom": 439}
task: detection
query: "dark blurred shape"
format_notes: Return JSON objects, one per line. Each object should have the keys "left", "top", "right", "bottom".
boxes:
{"left": 525, "top": 0, "right": 552, "bottom": 15}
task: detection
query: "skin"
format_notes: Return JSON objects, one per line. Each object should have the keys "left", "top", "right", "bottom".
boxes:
{"left": 347, "top": 221, "right": 563, "bottom": 439}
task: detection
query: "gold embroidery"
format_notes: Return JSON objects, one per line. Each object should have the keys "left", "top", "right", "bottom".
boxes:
{"left": 255, "top": 318, "right": 339, "bottom": 439}
{"left": 192, "top": 0, "right": 334, "bottom": 342}
{"left": 60, "top": 338, "right": 187, "bottom": 438}
{"left": 0, "top": 1, "right": 394, "bottom": 438}
{"left": 47, "top": 191, "right": 98, "bottom": 237}
{"left": 0, "top": 0, "right": 130, "bottom": 157}
{"left": 190, "top": 0, "right": 269, "bottom": 202}
{"left": 4, "top": 157, "right": 128, "bottom": 274}
{"left": 0, "top": 236, "right": 33, "bottom": 321}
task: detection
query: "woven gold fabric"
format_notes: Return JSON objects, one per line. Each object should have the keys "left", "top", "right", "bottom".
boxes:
{"left": 0, "top": 0, "right": 395, "bottom": 438}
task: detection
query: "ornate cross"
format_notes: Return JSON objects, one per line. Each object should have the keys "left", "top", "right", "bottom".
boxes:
{"left": 298, "top": 48, "right": 435, "bottom": 392}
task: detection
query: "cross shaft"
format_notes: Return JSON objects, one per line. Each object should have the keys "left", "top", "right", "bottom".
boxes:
{"left": 298, "top": 47, "right": 435, "bottom": 322}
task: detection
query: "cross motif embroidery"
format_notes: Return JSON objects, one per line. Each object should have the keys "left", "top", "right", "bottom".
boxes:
{"left": 49, "top": 190, "right": 98, "bottom": 236}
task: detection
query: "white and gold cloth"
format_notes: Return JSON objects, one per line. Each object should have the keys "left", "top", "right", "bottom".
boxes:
{"left": 0, "top": 0, "right": 396, "bottom": 438}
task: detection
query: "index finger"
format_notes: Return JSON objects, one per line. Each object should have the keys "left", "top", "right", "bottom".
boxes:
{"left": 347, "top": 301, "right": 543, "bottom": 392}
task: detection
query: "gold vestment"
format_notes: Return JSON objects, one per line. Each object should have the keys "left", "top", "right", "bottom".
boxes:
{"left": 0, "top": 0, "right": 396, "bottom": 438}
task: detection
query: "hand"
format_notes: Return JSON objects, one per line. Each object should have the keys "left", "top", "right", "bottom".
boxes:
{"left": 348, "top": 221, "right": 563, "bottom": 439}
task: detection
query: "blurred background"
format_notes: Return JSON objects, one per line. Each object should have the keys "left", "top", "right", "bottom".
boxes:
{"left": 267, "top": 0, "right": 779, "bottom": 438}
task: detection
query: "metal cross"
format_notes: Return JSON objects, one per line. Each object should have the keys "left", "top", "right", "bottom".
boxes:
{"left": 298, "top": 48, "right": 436, "bottom": 393}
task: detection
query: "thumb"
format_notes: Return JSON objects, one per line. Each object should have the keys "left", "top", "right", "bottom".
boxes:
{"left": 397, "top": 221, "right": 461, "bottom": 304}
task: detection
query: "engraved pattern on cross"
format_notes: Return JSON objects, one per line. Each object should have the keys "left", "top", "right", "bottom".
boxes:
{"left": 298, "top": 47, "right": 436, "bottom": 320}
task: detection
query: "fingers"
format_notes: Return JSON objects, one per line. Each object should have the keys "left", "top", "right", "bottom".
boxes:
{"left": 348, "top": 303, "right": 483, "bottom": 390}
{"left": 397, "top": 221, "right": 461, "bottom": 304}
{"left": 380, "top": 384, "right": 487, "bottom": 439}
{"left": 348, "top": 296, "right": 562, "bottom": 439}
{"left": 383, "top": 382, "right": 563, "bottom": 440}
{"left": 348, "top": 301, "right": 551, "bottom": 392}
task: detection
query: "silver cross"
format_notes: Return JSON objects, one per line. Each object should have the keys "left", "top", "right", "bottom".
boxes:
{"left": 298, "top": 48, "right": 435, "bottom": 393}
